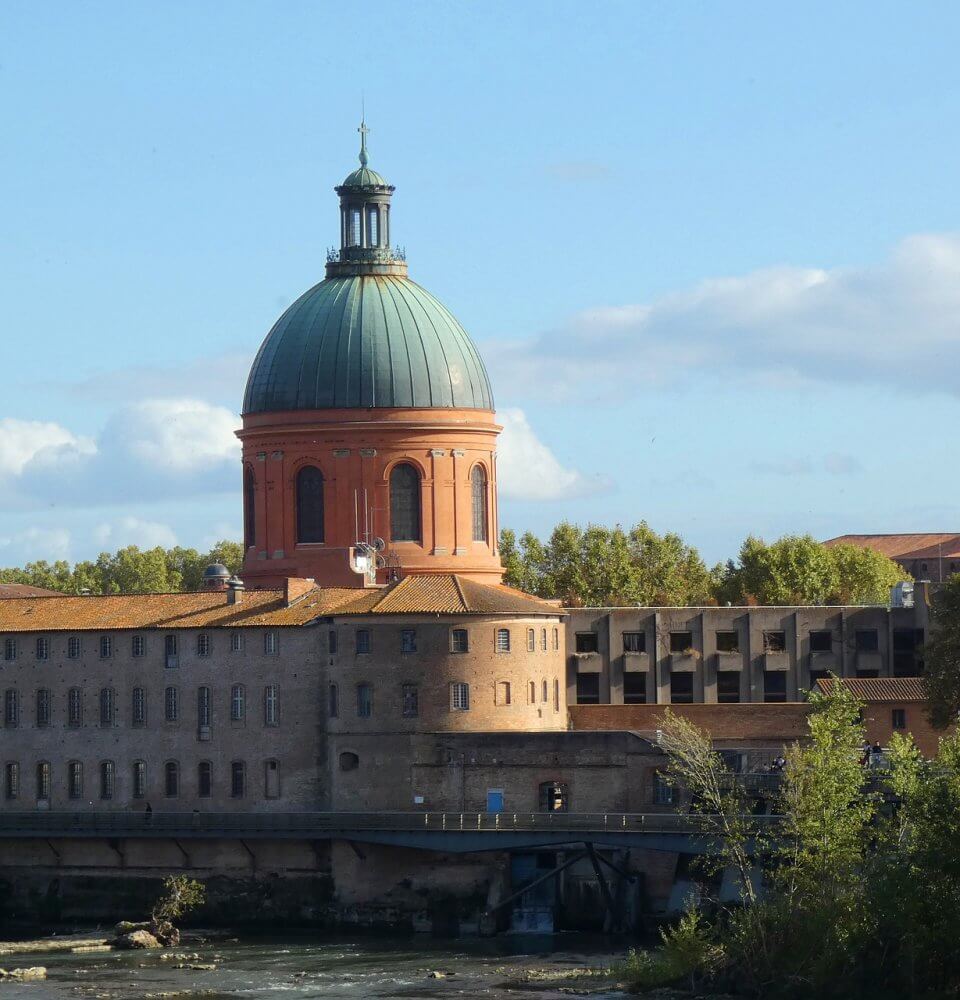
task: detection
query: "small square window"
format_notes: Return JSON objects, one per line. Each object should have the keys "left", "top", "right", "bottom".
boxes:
{"left": 892, "top": 708, "right": 906, "bottom": 730}
{"left": 451, "top": 628, "right": 468, "bottom": 653}
{"left": 356, "top": 629, "right": 370, "bottom": 654}
{"left": 809, "top": 630, "right": 832, "bottom": 653}
{"left": 575, "top": 632, "right": 598, "bottom": 653}
{"left": 623, "top": 631, "right": 645, "bottom": 653}
{"left": 670, "top": 631, "right": 693, "bottom": 654}
{"left": 716, "top": 631, "right": 739, "bottom": 653}
{"left": 763, "top": 631, "right": 786, "bottom": 653}
{"left": 400, "top": 629, "right": 417, "bottom": 654}
{"left": 855, "top": 629, "right": 879, "bottom": 653}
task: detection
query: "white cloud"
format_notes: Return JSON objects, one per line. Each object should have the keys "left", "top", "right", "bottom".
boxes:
{"left": 488, "top": 233, "right": 960, "bottom": 400}
{"left": 0, "top": 526, "right": 72, "bottom": 565}
{"left": 497, "top": 407, "right": 610, "bottom": 501}
{"left": 0, "top": 419, "right": 95, "bottom": 476}
{"left": 93, "top": 517, "right": 178, "bottom": 550}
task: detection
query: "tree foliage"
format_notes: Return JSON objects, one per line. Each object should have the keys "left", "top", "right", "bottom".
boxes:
{"left": 921, "top": 574, "right": 960, "bottom": 727}
{"left": 151, "top": 875, "right": 206, "bottom": 925}
{"left": 0, "top": 541, "right": 243, "bottom": 595}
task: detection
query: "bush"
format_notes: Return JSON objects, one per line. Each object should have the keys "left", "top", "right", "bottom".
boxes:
{"left": 617, "top": 911, "right": 723, "bottom": 992}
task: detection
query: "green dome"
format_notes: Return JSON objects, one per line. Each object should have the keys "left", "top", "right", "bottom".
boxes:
{"left": 340, "top": 165, "right": 390, "bottom": 188}
{"left": 243, "top": 275, "right": 494, "bottom": 413}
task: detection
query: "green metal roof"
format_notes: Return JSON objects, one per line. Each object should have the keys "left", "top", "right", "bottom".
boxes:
{"left": 340, "top": 164, "right": 390, "bottom": 188}
{"left": 243, "top": 275, "right": 494, "bottom": 413}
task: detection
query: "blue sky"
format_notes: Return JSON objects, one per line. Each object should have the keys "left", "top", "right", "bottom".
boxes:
{"left": 2, "top": 1, "right": 960, "bottom": 567}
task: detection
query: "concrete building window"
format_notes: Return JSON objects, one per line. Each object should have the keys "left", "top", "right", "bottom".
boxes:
{"left": 197, "top": 633, "right": 211, "bottom": 657}
{"left": 132, "top": 687, "right": 146, "bottom": 726}
{"left": 4, "top": 689, "right": 19, "bottom": 727}
{"left": 717, "top": 671, "right": 741, "bottom": 703}
{"left": 164, "top": 761, "right": 179, "bottom": 798}
{"left": 670, "top": 631, "right": 693, "bottom": 653}
{"left": 541, "top": 628, "right": 548, "bottom": 651}
{"left": 68, "top": 688, "right": 82, "bottom": 727}
{"left": 575, "top": 673, "right": 600, "bottom": 704}
{"left": 575, "top": 632, "right": 598, "bottom": 653}
{"left": 763, "top": 631, "right": 786, "bottom": 653}
{"left": 763, "top": 671, "right": 787, "bottom": 703}
{"left": 496, "top": 680, "right": 511, "bottom": 706}
{"left": 36, "top": 761, "right": 50, "bottom": 802}
{"left": 197, "top": 686, "right": 211, "bottom": 728}
{"left": 264, "top": 631, "right": 278, "bottom": 655}
{"left": 231, "top": 684, "right": 245, "bottom": 721}
{"left": 496, "top": 628, "right": 511, "bottom": 652}
{"left": 3, "top": 639, "right": 15, "bottom": 661}
{"left": 653, "top": 772, "right": 675, "bottom": 805}
{"left": 230, "top": 761, "right": 245, "bottom": 799}
{"left": 356, "top": 629, "right": 371, "bottom": 654}
{"left": 470, "top": 465, "right": 488, "bottom": 542}
{"left": 68, "top": 636, "right": 81, "bottom": 659}
{"left": 527, "top": 629, "right": 535, "bottom": 652}
{"left": 243, "top": 466, "right": 256, "bottom": 548}
{"left": 265, "top": 759, "right": 280, "bottom": 799}
{"left": 339, "top": 751, "right": 359, "bottom": 771}
{"left": 389, "top": 463, "right": 421, "bottom": 542}
{"left": 132, "top": 761, "right": 146, "bottom": 800}
{"left": 402, "top": 683, "right": 419, "bottom": 717}
{"left": 99, "top": 687, "right": 115, "bottom": 728}
{"left": 356, "top": 683, "right": 372, "bottom": 718}
{"left": 623, "top": 632, "right": 645, "bottom": 653}
{"left": 68, "top": 761, "right": 83, "bottom": 800}
{"left": 100, "top": 635, "right": 112, "bottom": 659}
{"left": 165, "top": 634, "right": 179, "bottom": 669}
{"left": 5, "top": 762, "right": 19, "bottom": 800}
{"left": 36, "top": 637, "right": 49, "bottom": 660}
{"left": 165, "top": 686, "right": 179, "bottom": 722}
{"left": 893, "top": 628, "right": 923, "bottom": 677}
{"left": 554, "top": 678, "right": 560, "bottom": 712}
{"left": 132, "top": 634, "right": 145, "bottom": 657}
{"left": 328, "top": 630, "right": 338, "bottom": 655}
{"left": 892, "top": 708, "right": 907, "bottom": 730}
{"left": 855, "top": 629, "right": 879, "bottom": 652}
{"left": 451, "top": 628, "right": 468, "bottom": 653}
{"left": 552, "top": 628, "right": 559, "bottom": 651}
{"left": 451, "top": 682, "right": 470, "bottom": 711}
{"left": 100, "top": 760, "right": 115, "bottom": 800}
{"left": 623, "top": 672, "right": 646, "bottom": 704}
{"left": 401, "top": 629, "right": 417, "bottom": 653}
{"left": 295, "top": 465, "right": 325, "bottom": 543}
{"left": 809, "top": 630, "right": 832, "bottom": 653}
{"left": 264, "top": 685, "right": 279, "bottom": 726}
{"left": 230, "top": 631, "right": 243, "bottom": 653}
{"left": 670, "top": 673, "right": 694, "bottom": 704}
{"left": 36, "top": 688, "right": 51, "bottom": 727}
{"left": 716, "top": 631, "right": 739, "bottom": 653}
{"left": 539, "top": 781, "right": 568, "bottom": 812}
{"left": 198, "top": 761, "right": 212, "bottom": 798}
{"left": 328, "top": 683, "right": 339, "bottom": 718}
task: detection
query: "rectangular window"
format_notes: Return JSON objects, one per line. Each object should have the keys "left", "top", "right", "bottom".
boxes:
{"left": 197, "top": 686, "right": 211, "bottom": 727}
{"left": 132, "top": 761, "right": 146, "bottom": 800}
{"left": 451, "top": 628, "right": 469, "bottom": 653}
{"left": 132, "top": 634, "right": 145, "bottom": 657}
{"left": 763, "top": 630, "right": 787, "bottom": 653}
{"left": 855, "top": 629, "right": 879, "bottom": 652}
{"left": 355, "top": 629, "right": 370, "bottom": 654}
{"left": 367, "top": 206, "right": 379, "bottom": 245}
{"left": 527, "top": 629, "right": 535, "bottom": 652}
{"left": 197, "top": 633, "right": 211, "bottom": 657}
{"left": 165, "top": 686, "right": 179, "bottom": 722}
{"left": 554, "top": 677, "right": 560, "bottom": 712}
{"left": 763, "top": 671, "right": 787, "bottom": 703}
{"left": 36, "top": 637, "right": 49, "bottom": 661}
{"left": 717, "top": 671, "right": 741, "bottom": 703}
{"left": 529, "top": 679, "right": 536, "bottom": 703}
{"left": 36, "top": 761, "right": 50, "bottom": 801}
{"left": 892, "top": 708, "right": 907, "bottom": 730}
{"left": 575, "top": 632, "right": 599, "bottom": 653}
{"left": 231, "top": 761, "right": 245, "bottom": 799}
{"left": 99, "top": 635, "right": 112, "bottom": 659}
{"left": 809, "top": 630, "right": 832, "bottom": 653}
{"left": 402, "top": 683, "right": 419, "bottom": 718}
{"left": 264, "top": 684, "right": 279, "bottom": 725}
{"left": 575, "top": 672, "right": 600, "bottom": 705}
{"left": 328, "top": 630, "right": 338, "bottom": 655}
{"left": 552, "top": 628, "right": 559, "bottom": 651}
{"left": 68, "top": 688, "right": 82, "bottom": 727}
{"left": 401, "top": 629, "right": 417, "bottom": 653}
{"left": 496, "top": 628, "right": 511, "bottom": 652}
{"left": 99, "top": 687, "right": 114, "bottom": 727}
{"left": 264, "top": 631, "right": 278, "bottom": 655}
{"left": 716, "top": 630, "right": 739, "bottom": 653}
{"left": 356, "top": 683, "right": 372, "bottom": 718}
{"left": 653, "top": 773, "right": 675, "bottom": 805}
{"left": 230, "top": 631, "right": 243, "bottom": 653}
{"left": 670, "top": 631, "right": 693, "bottom": 653}
{"left": 542, "top": 678, "right": 548, "bottom": 702}
{"left": 36, "top": 688, "right": 51, "bottom": 727}
{"left": 497, "top": 680, "right": 511, "bottom": 705}
{"left": 198, "top": 761, "right": 212, "bottom": 798}
{"left": 165, "top": 634, "right": 179, "bottom": 668}
{"left": 328, "top": 683, "right": 339, "bottom": 718}
{"left": 623, "top": 672, "right": 646, "bottom": 704}
{"left": 132, "top": 687, "right": 146, "bottom": 726}
{"left": 540, "top": 628, "right": 547, "bottom": 651}
{"left": 451, "top": 682, "right": 470, "bottom": 711}
{"left": 264, "top": 759, "right": 280, "bottom": 799}
{"left": 68, "top": 636, "right": 81, "bottom": 659}
{"left": 5, "top": 762, "right": 19, "bottom": 801}
{"left": 623, "top": 631, "right": 646, "bottom": 653}
{"left": 165, "top": 762, "right": 179, "bottom": 798}
{"left": 4, "top": 689, "right": 19, "bottom": 727}
{"left": 3, "top": 639, "right": 15, "bottom": 661}
{"left": 100, "top": 761, "right": 115, "bottom": 800}
{"left": 348, "top": 208, "right": 361, "bottom": 246}
{"left": 670, "top": 672, "right": 694, "bottom": 704}
{"left": 231, "top": 684, "right": 245, "bottom": 721}
{"left": 68, "top": 761, "right": 83, "bottom": 800}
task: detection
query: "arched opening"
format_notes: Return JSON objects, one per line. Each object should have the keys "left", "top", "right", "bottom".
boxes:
{"left": 339, "top": 751, "right": 359, "bottom": 772}
{"left": 296, "top": 466, "right": 325, "bottom": 543}
{"left": 243, "top": 467, "right": 256, "bottom": 549}
{"left": 470, "top": 465, "right": 488, "bottom": 542}
{"left": 390, "top": 463, "right": 421, "bottom": 542}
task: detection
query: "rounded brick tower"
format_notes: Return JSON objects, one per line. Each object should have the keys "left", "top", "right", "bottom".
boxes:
{"left": 237, "top": 122, "right": 503, "bottom": 588}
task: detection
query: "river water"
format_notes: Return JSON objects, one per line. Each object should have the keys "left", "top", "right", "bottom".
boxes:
{"left": 1, "top": 934, "right": 628, "bottom": 999}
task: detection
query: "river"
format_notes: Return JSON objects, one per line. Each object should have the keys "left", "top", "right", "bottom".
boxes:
{"left": 0, "top": 933, "right": 629, "bottom": 999}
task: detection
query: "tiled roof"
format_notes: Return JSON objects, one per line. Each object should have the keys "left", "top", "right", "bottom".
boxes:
{"left": 824, "top": 533, "right": 960, "bottom": 560}
{"left": 815, "top": 677, "right": 926, "bottom": 702}
{"left": 0, "top": 575, "right": 560, "bottom": 633}
{"left": 0, "top": 584, "right": 60, "bottom": 599}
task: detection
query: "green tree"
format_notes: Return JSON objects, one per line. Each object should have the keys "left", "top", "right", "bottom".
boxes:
{"left": 151, "top": 875, "right": 205, "bottom": 925}
{"left": 921, "top": 575, "right": 960, "bottom": 728}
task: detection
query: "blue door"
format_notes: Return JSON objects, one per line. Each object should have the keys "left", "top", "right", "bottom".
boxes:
{"left": 487, "top": 789, "right": 504, "bottom": 813}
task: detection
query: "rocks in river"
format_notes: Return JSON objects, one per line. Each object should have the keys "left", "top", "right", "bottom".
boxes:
{"left": 111, "top": 919, "right": 179, "bottom": 950}
{"left": 113, "top": 929, "right": 162, "bottom": 950}
{"left": 0, "top": 966, "right": 47, "bottom": 980}
{"left": 172, "top": 963, "right": 216, "bottom": 971}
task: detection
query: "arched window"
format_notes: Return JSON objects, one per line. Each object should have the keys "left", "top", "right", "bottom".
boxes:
{"left": 390, "top": 463, "right": 421, "bottom": 542}
{"left": 100, "top": 760, "right": 115, "bottom": 800}
{"left": 471, "top": 465, "right": 488, "bottom": 542}
{"left": 164, "top": 761, "right": 179, "bottom": 798}
{"left": 296, "top": 466, "right": 325, "bottom": 543}
{"left": 243, "top": 466, "right": 256, "bottom": 549}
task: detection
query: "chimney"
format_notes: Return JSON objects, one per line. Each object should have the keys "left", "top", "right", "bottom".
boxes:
{"left": 226, "top": 576, "right": 245, "bottom": 605}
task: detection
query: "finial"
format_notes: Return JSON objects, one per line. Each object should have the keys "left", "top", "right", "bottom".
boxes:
{"left": 358, "top": 114, "right": 370, "bottom": 167}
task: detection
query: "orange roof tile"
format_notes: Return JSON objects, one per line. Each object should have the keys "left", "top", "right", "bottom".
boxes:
{"left": 0, "top": 584, "right": 61, "bottom": 599}
{"left": 815, "top": 677, "right": 926, "bottom": 702}
{"left": 824, "top": 533, "right": 960, "bottom": 560}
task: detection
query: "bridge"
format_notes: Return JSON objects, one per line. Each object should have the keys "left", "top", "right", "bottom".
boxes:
{"left": 0, "top": 810, "right": 780, "bottom": 854}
